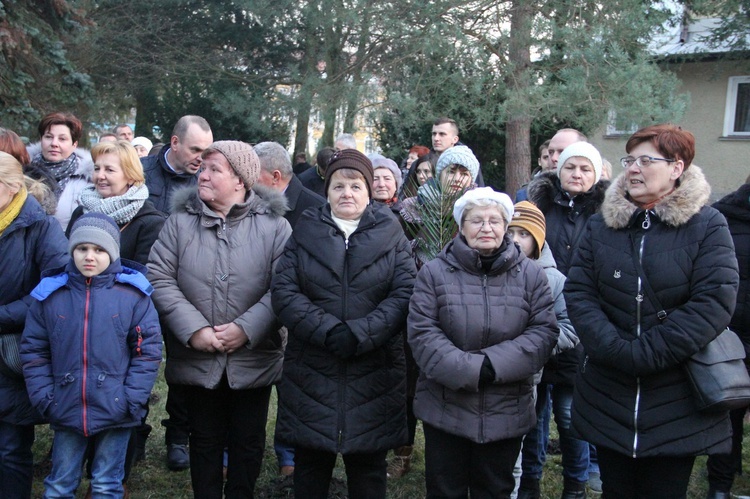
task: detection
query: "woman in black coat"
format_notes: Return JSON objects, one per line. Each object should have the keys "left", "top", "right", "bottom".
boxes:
{"left": 565, "top": 124, "right": 739, "bottom": 498}
{"left": 272, "top": 150, "right": 416, "bottom": 499}
{"left": 705, "top": 180, "right": 750, "bottom": 498}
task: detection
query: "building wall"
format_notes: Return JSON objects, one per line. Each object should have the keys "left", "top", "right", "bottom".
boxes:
{"left": 592, "top": 59, "right": 749, "bottom": 199}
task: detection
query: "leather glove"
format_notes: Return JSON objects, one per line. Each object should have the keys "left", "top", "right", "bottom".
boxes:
{"left": 479, "top": 356, "right": 496, "bottom": 384}
{"left": 325, "top": 324, "right": 358, "bottom": 359}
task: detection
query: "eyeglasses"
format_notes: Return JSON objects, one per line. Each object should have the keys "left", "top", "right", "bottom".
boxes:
{"left": 620, "top": 155, "right": 676, "bottom": 169}
{"left": 466, "top": 218, "right": 504, "bottom": 230}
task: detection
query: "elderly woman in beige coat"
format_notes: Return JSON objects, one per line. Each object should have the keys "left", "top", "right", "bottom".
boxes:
{"left": 148, "top": 141, "right": 292, "bottom": 498}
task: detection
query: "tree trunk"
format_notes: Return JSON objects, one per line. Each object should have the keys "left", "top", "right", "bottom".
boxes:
{"left": 294, "top": 84, "right": 314, "bottom": 155}
{"left": 504, "top": 0, "right": 534, "bottom": 199}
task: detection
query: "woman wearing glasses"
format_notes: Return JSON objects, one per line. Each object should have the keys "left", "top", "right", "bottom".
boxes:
{"left": 565, "top": 124, "right": 739, "bottom": 498}
{"left": 408, "top": 187, "right": 558, "bottom": 497}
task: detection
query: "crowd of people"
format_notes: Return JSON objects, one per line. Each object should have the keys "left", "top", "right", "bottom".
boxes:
{"left": 0, "top": 112, "right": 746, "bottom": 499}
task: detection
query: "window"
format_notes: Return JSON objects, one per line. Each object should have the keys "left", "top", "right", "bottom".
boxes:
{"left": 723, "top": 76, "right": 750, "bottom": 137}
{"left": 605, "top": 109, "right": 638, "bottom": 137}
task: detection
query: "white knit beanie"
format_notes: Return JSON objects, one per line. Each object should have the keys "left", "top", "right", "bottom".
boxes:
{"left": 557, "top": 142, "right": 603, "bottom": 183}
{"left": 453, "top": 187, "right": 514, "bottom": 227}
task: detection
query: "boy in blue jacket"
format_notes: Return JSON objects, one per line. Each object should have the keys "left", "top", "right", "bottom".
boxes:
{"left": 20, "top": 213, "right": 162, "bottom": 497}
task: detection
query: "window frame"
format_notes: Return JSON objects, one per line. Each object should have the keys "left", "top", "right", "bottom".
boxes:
{"left": 723, "top": 76, "right": 750, "bottom": 138}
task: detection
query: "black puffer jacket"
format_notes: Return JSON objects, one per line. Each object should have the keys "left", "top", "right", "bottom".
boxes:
{"left": 141, "top": 147, "right": 197, "bottom": 214}
{"left": 565, "top": 166, "right": 739, "bottom": 457}
{"left": 713, "top": 183, "right": 750, "bottom": 360}
{"left": 271, "top": 202, "right": 417, "bottom": 454}
{"left": 527, "top": 171, "right": 609, "bottom": 385}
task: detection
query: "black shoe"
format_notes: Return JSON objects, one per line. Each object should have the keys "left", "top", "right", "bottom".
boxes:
{"left": 167, "top": 443, "right": 190, "bottom": 471}
{"left": 518, "top": 477, "right": 540, "bottom": 499}
{"left": 561, "top": 479, "right": 587, "bottom": 499}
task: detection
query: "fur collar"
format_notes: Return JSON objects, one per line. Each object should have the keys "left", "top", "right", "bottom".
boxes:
{"left": 602, "top": 165, "right": 711, "bottom": 229}
{"left": 527, "top": 171, "right": 609, "bottom": 214}
{"left": 170, "top": 183, "right": 289, "bottom": 219}
{"left": 26, "top": 142, "right": 94, "bottom": 180}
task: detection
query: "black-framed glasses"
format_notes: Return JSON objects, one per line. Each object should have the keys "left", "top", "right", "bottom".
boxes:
{"left": 620, "top": 155, "right": 676, "bottom": 169}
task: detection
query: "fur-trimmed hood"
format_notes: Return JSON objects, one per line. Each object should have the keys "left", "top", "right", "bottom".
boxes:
{"left": 527, "top": 171, "right": 609, "bottom": 215}
{"left": 169, "top": 183, "right": 289, "bottom": 219}
{"left": 602, "top": 165, "right": 711, "bottom": 230}
{"left": 26, "top": 142, "right": 94, "bottom": 181}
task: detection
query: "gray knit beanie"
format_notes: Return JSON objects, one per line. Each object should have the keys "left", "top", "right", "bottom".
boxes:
{"left": 68, "top": 212, "right": 121, "bottom": 262}
{"left": 435, "top": 145, "right": 480, "bottom": 182}
{"left": 204, "top": 141, "right": 261, "bottom": 189}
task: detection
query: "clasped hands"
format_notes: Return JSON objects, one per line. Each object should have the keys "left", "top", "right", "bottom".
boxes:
{"left": 188, "top": 323, "right": 247, "bottom": 354}
{"left": 325, "top": 323, "right": 358, "bottom": 359}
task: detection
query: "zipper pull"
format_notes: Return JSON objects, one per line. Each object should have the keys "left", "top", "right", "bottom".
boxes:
{"left": 136, "top": 326, "right": 143, "bottom": 356}
{"left": 642, "top": 211, "right": 651, "bottom": 230}
{"left": 345, "top": 238, "right": 349, "bottom": 250}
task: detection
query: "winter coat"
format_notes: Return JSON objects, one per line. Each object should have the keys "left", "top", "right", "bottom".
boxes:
{"left": 21, "top": 260, "right": 162, "bottom": 436}
{"left": 141, "top": 147, "right": 198, "bottom": 214}
{"left": 408, "top": 234, "right": 558, "bottom": 444}
{"left": 147, "top": 186, "right": 292, "bottom": 390}
{"left": 528, "top": 171, "right": 609, "bottom": 385}
{"left": 537, "top": 242, "right": 578, "bottom": 358}
{"left": 297, "top": 166, "right": 326, "bottom": 199}
{"left": 565, "top": 165, "right": 739, "bottom": 457}
{"left": 67, "top": 200, "right": 167, "bottom": 265}
{"left": 27, "top": 143, "right": 94, "bottom": 230}
{"left": 0, "top": 195, "right": 68, "bottom": 425}
{"left": 282, "top": 174, "right": 325, "bottom": 230}
{"left": 272, "top": 202, "right": 417, "bottom": 454}
{"left": 713, "top": 183, "right": 750, "bottom": 360}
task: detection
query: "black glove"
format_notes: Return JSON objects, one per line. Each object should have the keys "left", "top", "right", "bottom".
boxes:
{"left": 479, "top": 356, "right": 495, "bottom": 384}
{"left": 325, "top": 324, "right": 358, "bottom": 359}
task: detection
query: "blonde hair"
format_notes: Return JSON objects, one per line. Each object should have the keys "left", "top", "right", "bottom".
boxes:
{"left": 0, "top": 151, "right": 51, "bottom": 203}
{"left": 91, "top": 140, "right": 145, "bottom": 185}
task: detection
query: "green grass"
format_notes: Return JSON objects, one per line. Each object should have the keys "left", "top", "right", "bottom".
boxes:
{"left": 29, "top": 365, "right": 750, "bottom": 498}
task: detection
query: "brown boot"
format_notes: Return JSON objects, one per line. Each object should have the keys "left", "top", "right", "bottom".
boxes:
{"left": 386, "top": 445, "right": 413, "bottom": 479}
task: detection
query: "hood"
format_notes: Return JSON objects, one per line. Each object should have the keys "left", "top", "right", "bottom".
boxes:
{"left": 537, "top": 242, "right": 557, "bottom": 270}
{"left": 170, "top": 183, "right": 289, "bottom": 219}
{"left": 602, "top": 165, "right": 711, "bottom": 229}
{"left": 527, "top": 171, "right": 609, "bottom": 215}
{"left": 32, "top": 258, "right": 152, "bottom": 301}
{"left": 439, "top": 232, "right": 523, "bottom": 276}
{"left": 26, "top": 142, "right": 94, "bottom": 182}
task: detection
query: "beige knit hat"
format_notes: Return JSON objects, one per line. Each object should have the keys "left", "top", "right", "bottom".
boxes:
{"left": 203, "top": 140, "right": 261, "bottom": 189}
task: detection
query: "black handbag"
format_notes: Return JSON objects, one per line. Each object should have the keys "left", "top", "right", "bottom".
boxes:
{"left": 631, "top": 251, "right": 750, "bottom": 412}
{"left": 683, "top": 328, "right": 750, "bottom": 412}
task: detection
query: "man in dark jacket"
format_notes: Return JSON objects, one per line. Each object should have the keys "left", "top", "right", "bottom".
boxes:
{"left": 255, "top": 142, "right": 325, "bottom": 230}
{"left": 298, "top": 147, "right": 336, "bottom": 198}
{"left": 141, "top": 115, "right": 213, "bottom": 214}
{"left": 141, "top": 115, "right": 212, "bottom": 471}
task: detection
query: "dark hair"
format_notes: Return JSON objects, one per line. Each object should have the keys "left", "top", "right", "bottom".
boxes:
{"left": 294, "top": 151, "right": 307, "bottom": 163}
{"left": 400, "top": 151, "right": 440, "bottom": 199}
{"left": 316, "top": 147, "right": 337, "bottom": 172}
{"left": 0, "top": 127, "right": 30, "bottom": 165}
{"left": 99, "top": 132, "right": 117, "bottom": 141}
{"left": 626, "top": 124, "right": 695, "bottom": 168}
{"left": 38, "top": 112, "right": 83, "bottom": 143}
{"left": 171, "top": 115, "right": 211, "bottom": 141}
{"left": 538, "top": 140, "right": 551, "bottom": 157}
{"left": 433, "top": 117, "right": 459, "bottom": 135}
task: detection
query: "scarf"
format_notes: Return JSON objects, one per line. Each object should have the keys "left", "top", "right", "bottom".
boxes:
{"left": 78, "top": 184, "right": 149, "bottom": 226}
{"left": 29, "top": 152, "right": 80, "bottom": 197}
{"left": 0, "top": 189, "right": 28, "bottom": 237}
